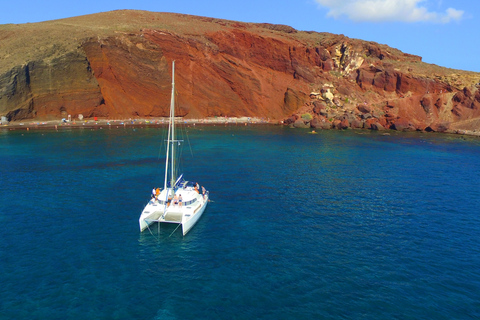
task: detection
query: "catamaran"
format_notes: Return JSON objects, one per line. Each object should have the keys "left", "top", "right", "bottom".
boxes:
{"left": 139, "top": 61, "right": 209, "bottom": 235}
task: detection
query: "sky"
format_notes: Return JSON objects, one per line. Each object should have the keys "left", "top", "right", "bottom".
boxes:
{"left": 1, "top": 0, "right": 479, "bottom": 72}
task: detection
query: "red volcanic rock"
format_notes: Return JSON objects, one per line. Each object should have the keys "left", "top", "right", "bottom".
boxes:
{"left": 451, "top": 86, "right": 480, "bottom": 121}
{"left": 293, "top": 119, "right": 309, "bottom": 128}
{"left": 322, "top": 121, "right": 333, "bottom": 129}
{"left": 313, "top": 117, "right": 333, "bottom": 129}
{"left": 284, "top": 115, "right": 298, "bottom": 125}
{"left": 83, "top": 37, "right": 172, "bottom": 118}
{"left": 312, "top": 100, "right": 327, "bottom": 115}
{"left": 453, "top": 90, "right": 466, "bottom": 104}
{"left": 421, "top": 96, "right": 434, "bottom": 114}
{"left": 309, "top": 117, "right": 320, "bottom": 128}
{"left": 356, "top": 67, "right": 376, "bottom": 90}
{"left": 332, "top": 97, "right": 343, "bottom": 107}
{"left": 82, "top": 27, "right": 318, "bottom": 119}
{"left": 372, "top": 71, "right": 387, "bottom": 90}
{"left": 350, "top": 119, "right": 364, "bottom": 129}
{"left": 396, "top": 74, "right": 417, "bottom": 94}
{"left": 391, "top": 117, "right": 417, "bottom": 131}
{"left": 356, "top": 66, "right": 399, "bottom": 92}
{"left": 339, "top": 118, "right": 350, "bottom": 129}
{"left": 343, "top": 112, "right": 357, "bottom": 123}
{"left": 332, "top": 119, "right": 342, "bottom": 129}
{"left": 364, "top": 118, "right": 376, "bottom": 129}
{"left": 384, "top": 111, "right": 396, "bottom": 122}
{"left": 322, "top": 59, "right": 335, "bottom": 72}
{"left": 0, "top": 10, "right": 479, "bottom": 133}
{"left": 435, "top": 96, "right": 446, "bottom": 109}
{"left": 462, "top": 86, "right": 480, "bottom": 109}
{"left": 310, "top": 116, "right": 331, "bottom": 128}
{"left": 336, "top": 85, "right": 354, "bottom": 97}
{"left": 361, "top": 113, "right": 373, "bottom": 120}
{"left": 425, "top": 122, "right": 450, "bottom": 132}
{"left": 370, "top": 122, "right": 385, "bottom": 130}
{"left": 357, "top": 104, "right": 372, "bottom": 114}
{"left": 377, "top": 117, "right": 388, "bottom": 128}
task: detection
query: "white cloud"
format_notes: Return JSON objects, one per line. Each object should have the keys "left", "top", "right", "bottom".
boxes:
{"left": 315, "top": 0, "right": 464, "bottom": 23}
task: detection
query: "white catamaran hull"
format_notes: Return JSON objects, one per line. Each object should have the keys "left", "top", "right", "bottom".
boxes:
{"left": 181, "top": 193, "right": 209, "bottom": 235}
{"left": 138, "top": 202, "right": 165, "bottom": 232}
{"left": 139, "top": 188, "right": 209, "bottom": 235}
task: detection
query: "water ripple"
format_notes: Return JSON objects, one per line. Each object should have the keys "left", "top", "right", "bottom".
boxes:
{"left": 1, "top": 127, "right": 479, "bottom": 319}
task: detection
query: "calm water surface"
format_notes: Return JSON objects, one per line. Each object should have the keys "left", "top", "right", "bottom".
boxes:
{"left": 1, "top": 125, "right": 479, "bottom": 319}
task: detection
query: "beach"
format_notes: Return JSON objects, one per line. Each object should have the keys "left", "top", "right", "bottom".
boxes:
{"left": 3, "top": 116, "right": 480, "bottom": 137}
{"left": 1, "top": 116, "right": 272, "bottom": 131}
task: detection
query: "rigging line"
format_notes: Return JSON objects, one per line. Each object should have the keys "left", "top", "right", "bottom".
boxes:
{"left": 162, "top": 185, "right": 169, "bottom": 219}
{"left": 187, "top": 131, "right": 193, "bottom": 157}
{"left": 146, "top": 221, "right": 157, "bottom": 239}
{"left": 158, "top": 126, "right": 167, "bottom": 158}
{"left": 176, "top": 125, "right": 184, "bottom": 172}
{"left": 169, "top": 223, "right": 182, "bottom": 237}
{"left": 174, "top": 129, "right": 186, "bottom": 179}
{"left": 182, "top": 121, "right": 194, "bottom": 157}
{"left": 173, "top": 83, "right": 193, "bottom": 158}
{"left": 150, "top": 126, "right": 168, "bottom": 192}
{"left": 177, "top": 120, "right": 193, "bottom": 165}
{"left": 177, "top": 137, "right": 185, "bottom": 174}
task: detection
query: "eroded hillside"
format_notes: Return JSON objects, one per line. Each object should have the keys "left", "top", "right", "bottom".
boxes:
{"left": 1, "top": 10, "right": 479, "bottom": 132}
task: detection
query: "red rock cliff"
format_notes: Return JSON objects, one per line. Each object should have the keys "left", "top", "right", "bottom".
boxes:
{"left": 1, "top": 10, "right": 479, "bottom": 132}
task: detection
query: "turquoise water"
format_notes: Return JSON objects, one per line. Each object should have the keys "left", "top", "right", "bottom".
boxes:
{"left": 1, "top": 126, "right": 479, "bottom": 319}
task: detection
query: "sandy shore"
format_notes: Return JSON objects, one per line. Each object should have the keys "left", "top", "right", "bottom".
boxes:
{"left": 2, "top": 116, "right": 479, "bottom": 137}
{"left": 1, "top": 117, "right": 273, "bottom": 131}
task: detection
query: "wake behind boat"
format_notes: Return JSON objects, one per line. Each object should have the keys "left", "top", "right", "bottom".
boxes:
{"left": 139, "top": 61, "right": 209, "bottom": 236}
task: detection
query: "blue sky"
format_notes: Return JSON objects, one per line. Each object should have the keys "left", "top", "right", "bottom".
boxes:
{"left": 2, "top": 0, "right": 479, "bottom": 72}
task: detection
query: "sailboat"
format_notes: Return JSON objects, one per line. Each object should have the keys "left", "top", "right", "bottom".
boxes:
{"left": 139, "top": 61, "right": 209, "bottom": 236}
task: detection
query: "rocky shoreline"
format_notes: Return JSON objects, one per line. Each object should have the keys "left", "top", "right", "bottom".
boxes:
{"left": 2, "top": 116, "right": 479, "bottom": 137}
{"left": 282, "top": 92, "right": 480, "bottom": 137}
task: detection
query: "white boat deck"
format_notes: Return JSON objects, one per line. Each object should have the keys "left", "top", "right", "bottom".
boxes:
{"left": 162, "top": 210, "right": 183, "bottom": 222}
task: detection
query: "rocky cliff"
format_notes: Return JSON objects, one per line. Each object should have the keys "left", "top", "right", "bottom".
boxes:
{"left": 1, "top": 10, "right": 479, "bottom": 132}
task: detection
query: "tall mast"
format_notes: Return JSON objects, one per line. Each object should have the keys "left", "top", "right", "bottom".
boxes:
{"left": 163, "top": 61, "right": 175, "bottom": 190}
{"left": 170, "top": 61, "right": 176, "bottom": 188}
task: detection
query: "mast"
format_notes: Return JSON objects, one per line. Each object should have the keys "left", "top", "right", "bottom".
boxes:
{"left": 163, "top": 61, "right": 175, "bottom": 190}
{"left": 170, "top": 61, "right": 176, "bottom": 188}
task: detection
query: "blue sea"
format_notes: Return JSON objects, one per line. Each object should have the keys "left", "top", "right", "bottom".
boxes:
{"left": 1, "top": 125, "right": 479, "bottom": 319}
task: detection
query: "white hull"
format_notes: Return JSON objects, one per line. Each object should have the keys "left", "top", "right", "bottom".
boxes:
{"left": 139, "top": 187, "right": 209, "bottom": 235}
{"left": 138, "top": 202, "right": 166, "bottom": 232}
{"left": 181, "top": 193, "right": 209, "bottom": 235}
